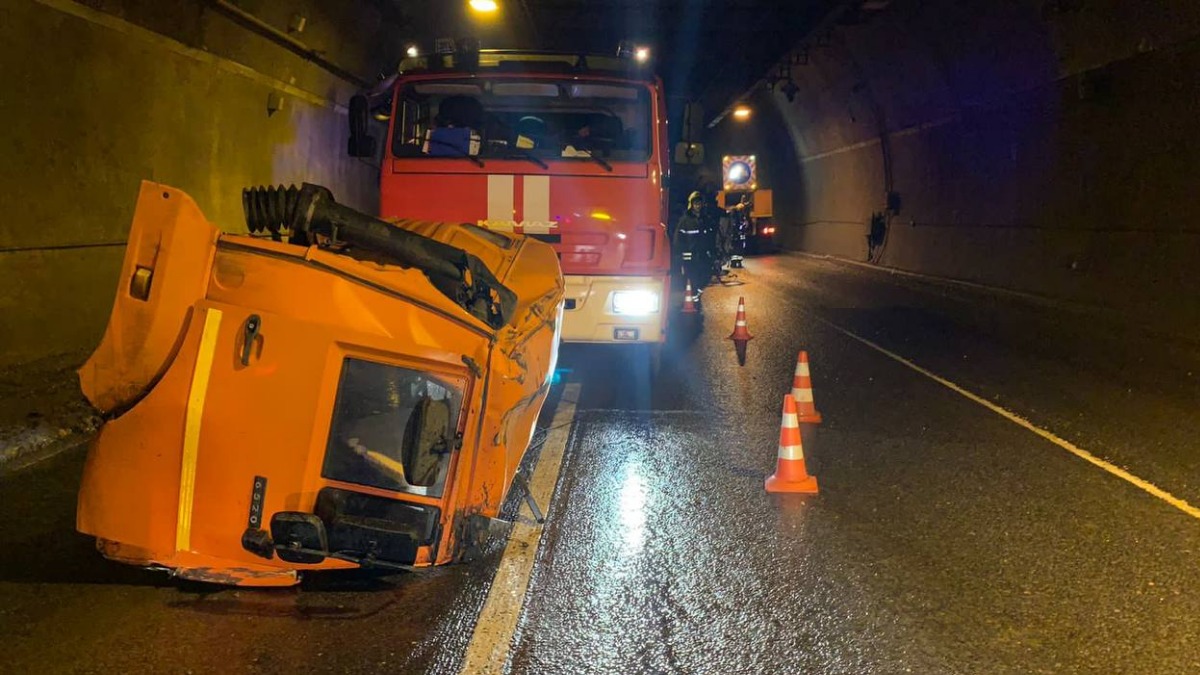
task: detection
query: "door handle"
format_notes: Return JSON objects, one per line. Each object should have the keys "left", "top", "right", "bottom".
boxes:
{"left": 241, "top": 314, "right": 261, "bottom": 366}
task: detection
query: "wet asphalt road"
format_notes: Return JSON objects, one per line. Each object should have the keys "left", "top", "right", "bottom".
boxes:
{"left": 4, "top": 254, "right": 1200, "bottom": 673}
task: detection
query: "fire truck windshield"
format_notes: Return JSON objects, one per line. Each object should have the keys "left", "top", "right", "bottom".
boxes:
{"left": 391, "top": 79, "right": 651, "bottom": 164}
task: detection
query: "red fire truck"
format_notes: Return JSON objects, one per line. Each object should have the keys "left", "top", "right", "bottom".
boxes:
{"left": 349, "top": 44, "right": 671, "bottom": 350}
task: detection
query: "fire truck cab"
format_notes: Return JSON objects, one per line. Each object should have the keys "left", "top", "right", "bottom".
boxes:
{"left": 350, "top": 45, "right": 671, "bottom": 348}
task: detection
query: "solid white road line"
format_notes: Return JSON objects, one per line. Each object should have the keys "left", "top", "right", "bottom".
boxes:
{"left": 458, "top": 383, "right": 580, "bottom": 675}
{"left": 808, "top": 314, "right": 1200, "bottom": 521}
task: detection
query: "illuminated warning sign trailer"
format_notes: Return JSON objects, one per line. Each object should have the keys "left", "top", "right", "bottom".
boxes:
{"left": 722, "top": 155, "right": 757, "bottom": 192}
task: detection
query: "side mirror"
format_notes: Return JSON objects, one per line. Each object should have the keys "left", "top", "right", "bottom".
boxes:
{"left": 347, "top": 94, "right": 377, "bottom": 158}
{"left": 673, "top": 142, "right": 704, "bottom": 165}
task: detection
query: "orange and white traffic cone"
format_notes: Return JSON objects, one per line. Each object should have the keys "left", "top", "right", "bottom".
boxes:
{"left": 682, "top": 280, "right": 698, "bottom": 314}
{"left": 728, "top": 296, "right": 753, "bottom": 365}
{"left": 728, "top": 297, "right": 753, "bottom": 341}
{"left": 765, "top": 394, "right": 819, "bottom": 494}
{"left": 790, "top": 350, "right": 822, "bottom": 424}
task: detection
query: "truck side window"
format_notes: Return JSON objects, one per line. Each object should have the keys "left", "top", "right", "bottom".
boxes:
{"left": 393, "top": 98, "right": 429, "bottom": 157}
{"left": 322, "top": 358, "right": 464, "bottom": 497}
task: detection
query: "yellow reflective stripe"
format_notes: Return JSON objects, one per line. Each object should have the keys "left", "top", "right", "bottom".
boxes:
{"left": 176, "top": 307, "right": 223, "bottom": 552}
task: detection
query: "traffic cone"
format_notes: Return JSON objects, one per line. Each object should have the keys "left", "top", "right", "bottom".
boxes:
{"left": 790, "top": 350, "right": 822, "bottom": 424}
{"left": 682, "top": 280, "right": 698, "bottom": 314}
{"left": 765, "top": 394, "right": 819, "bottom": 494}
{"left": 728, "top": 296, "right": 753, "bottom": 365}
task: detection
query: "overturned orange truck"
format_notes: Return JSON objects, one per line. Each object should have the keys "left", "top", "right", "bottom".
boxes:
{"left": 76, "top": 180, "right": 563, "bottom": 586}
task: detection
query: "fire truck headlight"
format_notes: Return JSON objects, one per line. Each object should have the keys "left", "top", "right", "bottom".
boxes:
{"left": 612, "top": 290, "right": 660, "bottom": 316}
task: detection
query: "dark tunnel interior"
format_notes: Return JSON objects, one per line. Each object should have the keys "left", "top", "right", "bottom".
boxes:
{"left": 4, "top": 0, "right": 1197, "bottom": 368}
{"left": 4, "top": 2, "right": 1200, "bottom": 670}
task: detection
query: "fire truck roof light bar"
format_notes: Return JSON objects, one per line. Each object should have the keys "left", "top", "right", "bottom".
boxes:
{"left": 397, "top": 49, "right": 655, "bottom": 81}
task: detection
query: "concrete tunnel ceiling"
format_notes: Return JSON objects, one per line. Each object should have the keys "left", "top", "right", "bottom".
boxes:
{"left": 400, "top": 0, "right": 842, "bottom": 121}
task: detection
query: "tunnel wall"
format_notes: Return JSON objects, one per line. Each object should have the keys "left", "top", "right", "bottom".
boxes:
{"left": 758, "top": 0, "right": 1200, "bottom": 337}
{"left": 0, "top": 0, "right": 404, "bottom": 367}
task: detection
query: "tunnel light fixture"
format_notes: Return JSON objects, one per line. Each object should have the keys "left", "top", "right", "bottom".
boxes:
{"left": 469, "top": 0, "right": 499, "bottom": 13}
{"left": 733, "top": 105, "right": 752, "bottom": 120}
{"left": 616, "top": 41, "right": 650, "bottom": 63}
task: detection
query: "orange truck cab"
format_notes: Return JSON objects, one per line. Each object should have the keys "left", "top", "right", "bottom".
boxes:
{"left": 349, "top": 46, "right": 671, "bottom": 349}
{"left": 76, "top": 181, "right": 563, "bottom": 586}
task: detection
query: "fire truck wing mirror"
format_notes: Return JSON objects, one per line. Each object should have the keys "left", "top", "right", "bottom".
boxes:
{"left": 673, "top": 142, "right": 704, "bottom": 165}
{"left": 347, "top": 94, "right": 377, "bottom": 158}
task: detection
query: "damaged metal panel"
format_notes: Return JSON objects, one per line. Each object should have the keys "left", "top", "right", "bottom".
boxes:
{"left": 76, "top": 180, "right": 564, "bottom": 586}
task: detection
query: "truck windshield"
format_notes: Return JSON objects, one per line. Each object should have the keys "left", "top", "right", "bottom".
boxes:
{"left": 392, "top": 79, "right": 652, "bottom": 164}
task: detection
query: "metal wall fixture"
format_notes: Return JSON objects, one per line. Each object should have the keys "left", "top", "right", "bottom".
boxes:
{"left": 208, "top": 0, "right": 371, "bottom": 88}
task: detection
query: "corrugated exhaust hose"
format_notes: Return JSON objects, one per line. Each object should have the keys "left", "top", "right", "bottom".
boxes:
{"left": 242, "top": 183, "right": 517, "bottom": 329}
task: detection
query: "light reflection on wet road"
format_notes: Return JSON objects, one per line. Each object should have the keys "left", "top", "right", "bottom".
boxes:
{"left": 4, "top": 255, "right": 1200, "bottom": 673}
{"left": 508, "top": 412, "right": 913, "bottom": 674}
{"left": 510, "top": 256, "right": 1200, "bottom": 674}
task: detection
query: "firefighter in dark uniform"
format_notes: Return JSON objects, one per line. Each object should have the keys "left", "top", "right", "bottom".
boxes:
{"left": 673, "top": 191, "right": 719, "bottom": 286}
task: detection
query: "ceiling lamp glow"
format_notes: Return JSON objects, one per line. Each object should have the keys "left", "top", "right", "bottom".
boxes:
{"left": 469, "top": 0, "right": 499, "bottom": 12}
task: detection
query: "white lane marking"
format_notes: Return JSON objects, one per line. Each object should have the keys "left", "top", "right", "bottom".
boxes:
{"left": 459, "top": 383, "right": 580, "bottom": 675}
{"left": 487, "top": 174, "right": 514, "bottom": 222}
{"left": 809, "top": 314, "right": 1200, "bottom": 521}
{"left": 522, "top": 175, "right": 550, "bottom": 223}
